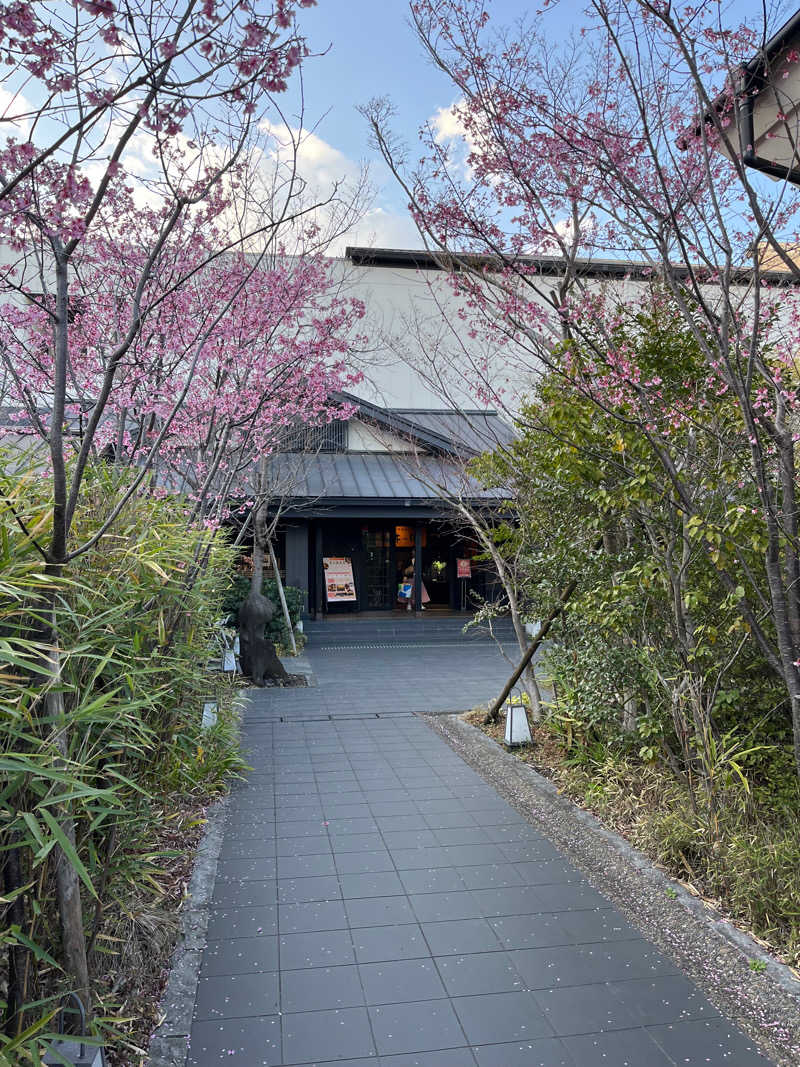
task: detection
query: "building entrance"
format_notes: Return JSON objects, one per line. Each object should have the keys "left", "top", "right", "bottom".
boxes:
{"left": 421, "top": 529, "right": 453, "bottom": 607}
{"left": 362, "top": 526, "right": 393, "bottom": 610}
{"left": 311, "top": 518, "right": 496, "bottom": 616}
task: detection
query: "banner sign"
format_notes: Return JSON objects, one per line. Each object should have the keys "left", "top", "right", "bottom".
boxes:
{"left": 456, "top": 558, "right": 472, "bottom": 579}
{"left": 323, "top": 557, "right": 357, "bottom": 602}
{"left": 395, "top": 525, "right": 427, "bottom": 548}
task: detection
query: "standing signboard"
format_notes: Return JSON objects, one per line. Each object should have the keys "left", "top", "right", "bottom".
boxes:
{"left": 456, "top": 557, "right": 472, "bottom": 610}
{"left": 323, "top": 557, "right": 357, "bottom": 602}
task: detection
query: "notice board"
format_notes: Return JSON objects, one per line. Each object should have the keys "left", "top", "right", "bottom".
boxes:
{"left": 323, "top": 557, "right": 357, "bottom": 602}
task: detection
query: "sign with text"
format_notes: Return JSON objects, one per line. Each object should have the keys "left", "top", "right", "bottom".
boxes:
{"left": 395, "top": 525, "right": 427, "bottom": 548}
{"left": 323, "top": 557, "right": 357, "bottom": 602}
{"left": 457, "top": 558, "right": 472, "bottom": 579}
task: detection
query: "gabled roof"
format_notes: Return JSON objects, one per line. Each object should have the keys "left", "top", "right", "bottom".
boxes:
{"left": 694, "top": 7, "right": 800, "bottom": 186}
{"left": 743, "top": 8, "right": 800, "bottom": 78}
{"left": 267, "top": 396, "right": 513, "bottom": 509}
{"left": 335, "top": 391, "right": 514, "bottom": 458}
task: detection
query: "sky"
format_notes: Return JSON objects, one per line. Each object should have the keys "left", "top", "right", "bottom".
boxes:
{"left": 281, "top": 0, "right": 557, "bottom": 251}
{"left": 2, "top": 0, "right": 787, "bottom": 254}
{"left": 278, "top": 0, "right": 793, "bottom": 254}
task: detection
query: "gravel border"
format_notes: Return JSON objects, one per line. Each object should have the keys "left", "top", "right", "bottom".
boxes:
{"left": 423, "top": 712, "right": 800, "bottom": 1067}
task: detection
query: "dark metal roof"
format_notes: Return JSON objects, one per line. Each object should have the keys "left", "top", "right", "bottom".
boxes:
{"left": 266, "top": 450, "right": 507, "bottom": 504}
{"left": 345, "top": 246, "right": 800, "bottom": 286}
{"left": 389, "top": 410, "right": 515, "bottom": 454}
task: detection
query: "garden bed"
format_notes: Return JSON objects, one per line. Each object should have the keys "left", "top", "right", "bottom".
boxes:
{"left": 99, "top": 796, "right": 208, "bottom": 1067}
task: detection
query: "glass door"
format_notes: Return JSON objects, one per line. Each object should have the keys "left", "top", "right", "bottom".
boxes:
{"left": 362, "top": 526, "right": 393, "bottom": 609}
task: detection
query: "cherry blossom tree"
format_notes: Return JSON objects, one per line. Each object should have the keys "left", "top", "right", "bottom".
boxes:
{"left": 0, "top": 0, "right": 370, "bottom": 1014}
{"left": 365, "top": 0, "right": 800, "bottom": 778}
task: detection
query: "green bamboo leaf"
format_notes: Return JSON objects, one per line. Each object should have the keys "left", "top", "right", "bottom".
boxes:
{"left": 0, "top": 1006, "right": 59, "bottom": 1053}
{"left": 0, "top": 758, "right": 81, "bottom": 785}
{"left": 36, "top": 784, "right": 120, "bottom": 809}
{"left": 0, "top": 881, "right": 34, "bottom": 905}
{"left": 7, "top": 926, "right": 61, "bottom": 967}
{"left": 20, "top": 811, "right": 45, "bottom": 851}
{"left": 103, "top": 766, "right": 153, "bottom": 797}
{"left": 38, "top": 809, "right": 97, "bottom": 900}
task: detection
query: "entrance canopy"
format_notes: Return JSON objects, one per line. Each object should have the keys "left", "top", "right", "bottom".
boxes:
{"left": 267, "top": 396, "right": 513, "bottom": 618}
{"left": 267, "top": 449, "right": 507, "bottom": 515}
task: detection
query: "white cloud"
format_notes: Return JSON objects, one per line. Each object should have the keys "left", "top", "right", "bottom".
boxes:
{"left": 337, "top": 205, "right": 420, "bottom": 254}
{"left": 261, "top": 121, "right": 362, "bottom": 188}
{"left": 428, "top": 98, "right": 480, "bottom": 181}
{"left": 257, "top": 120, "right": 417, "bottom": 256}
{"left": 431, "top": 101, "right": 470, "bottom": 145}
{"left": 0, "top": 86, "right": 32, "bottom": 140}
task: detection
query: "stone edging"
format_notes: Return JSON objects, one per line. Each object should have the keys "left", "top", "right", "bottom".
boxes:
{"left": 145, "top": 782, "right": 233, "bottom": 1064}
{"left": 423, "top": 712, "right": 800, "bottom": 1067}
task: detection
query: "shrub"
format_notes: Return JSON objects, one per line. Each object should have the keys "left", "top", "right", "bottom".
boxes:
{"left": 0, "top": 461, "right": 243, "bottom": 1061}
{"left": 519, "top": 736, "right": 800, "bottom": 966}
{"left": 222, "top": 572, "right": 306, "bottom": 652}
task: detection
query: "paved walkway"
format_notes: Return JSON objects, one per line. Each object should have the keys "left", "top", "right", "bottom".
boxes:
{"left": 187, "top": 627, "right": 772, "bottom": 1066}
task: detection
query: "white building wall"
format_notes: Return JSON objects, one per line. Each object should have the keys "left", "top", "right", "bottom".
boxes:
{"left": 346, "top": 418, "right": 415, "bottom": 453}
{"left": 330, "top": 257, "right": 540, "bottom": 412}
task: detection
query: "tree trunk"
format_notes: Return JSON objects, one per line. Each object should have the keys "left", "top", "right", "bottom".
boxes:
{"left": 269, "top": 539, "right": 297, "bottom": 656}
{"left": 484, "top": 578, "right": 578, "bottom": 724}
{"left": 238, "top": 488, "right": 290, "bottom": 686}
{"left": 507, "top": 586, "right": 542, "bottom": 719}
{"left": 622, "top": 694, "right": 639, "bottom": 733}
{"left": 46, "top": 620, "right": 91, "bottom": 1012}
{"left": 32, "top": 599, "right": 91, "bottom": 1014}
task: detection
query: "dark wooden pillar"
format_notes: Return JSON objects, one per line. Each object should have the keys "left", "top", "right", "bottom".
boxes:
{"left": 314, "top": 524, "right": 324, "bottom": 620}
{"left": 285, "top": 523, "right": 309, "bottom": 614}
{"left": 448, "top": 542, "right": 458, "bottom": 611}
{"left": 414, "top": 523, "right": 423, "bottom": 618}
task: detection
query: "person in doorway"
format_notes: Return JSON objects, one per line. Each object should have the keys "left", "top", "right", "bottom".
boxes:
{"left": 403, "top": 555, "right": 430, "bottom": 612}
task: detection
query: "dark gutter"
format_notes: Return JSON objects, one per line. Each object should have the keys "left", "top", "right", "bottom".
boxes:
{"left": 738, "top": 87, "right": 800, "bottom": 185}
{"left": 344, "top": 246, "right": 800, "bottom": 285}
{"left": 687, "top": 7, "right": 800, "bottom": 187}
{"left": 274, "top": 500, "right": 508, "bottom": 519}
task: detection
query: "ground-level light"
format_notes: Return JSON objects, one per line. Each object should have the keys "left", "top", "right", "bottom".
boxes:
{"left": 202, "top": 700, "right": 218, "bottom": 728}
{"left": 43, "top": 994, "right": 106, "bottom": 1066}
{"left": 504, "top": 695, "right": 532, "bottom": 747}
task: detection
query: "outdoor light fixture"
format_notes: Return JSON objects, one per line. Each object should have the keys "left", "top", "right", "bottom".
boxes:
{"left": 43, "top": 994, "right": 106, "bottom": 1067}
{"left": 209, "top": 616, "right": 238, "bottom": 673}
{"left": 201, "top": 700, "right": 218, "bottom": 728}
{"left": 504, "top": 695, "right": 532, "bottom": 747}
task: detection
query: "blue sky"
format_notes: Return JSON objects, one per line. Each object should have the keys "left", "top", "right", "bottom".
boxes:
{"left": 284, "top": 0, "right": 548, "bottom": 248}
{"left": 282, "top": 0, "right": 792, "bottom": 251}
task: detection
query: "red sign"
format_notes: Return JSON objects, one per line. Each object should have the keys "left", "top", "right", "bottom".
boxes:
{"left": 457, "top": 558, "right": 472, "bottom": 579}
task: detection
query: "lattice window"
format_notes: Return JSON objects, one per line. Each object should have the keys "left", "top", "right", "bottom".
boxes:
{"left": 282, "top": 420, "right": 348, "bottom": 452}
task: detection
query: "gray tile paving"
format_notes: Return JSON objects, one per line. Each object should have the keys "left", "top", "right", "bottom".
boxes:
{"left": 185, "top": 629, "right": 773, "bottom": 1066}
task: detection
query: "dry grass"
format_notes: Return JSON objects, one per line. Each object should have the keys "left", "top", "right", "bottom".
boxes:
{"left": 93, "top": 797, "right": 208, "bottom": 1067}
